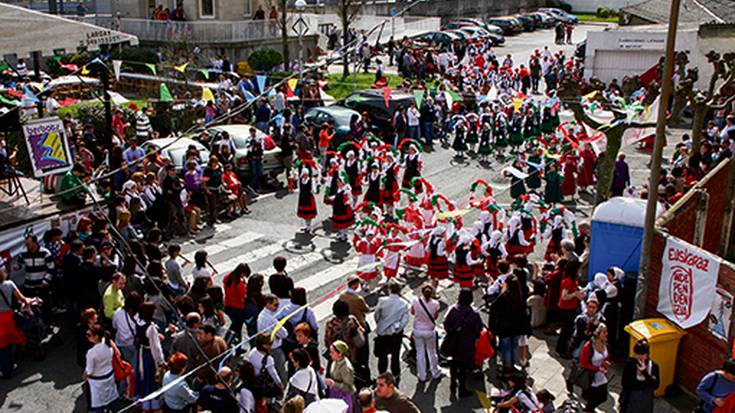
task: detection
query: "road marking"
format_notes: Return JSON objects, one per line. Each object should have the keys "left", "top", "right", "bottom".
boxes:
{"left": 210, "top": 243, "right": 284, "bottom": 277}
{"left": 220, "top": 232, "right": 264, "bottom": 248}
{"left": 297, "top": 257, "right": 360, "bottom": 294}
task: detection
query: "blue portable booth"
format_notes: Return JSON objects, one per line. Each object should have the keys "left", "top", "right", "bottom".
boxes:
{"left": 588, "top": 197, "right": 663, "bottom": 280}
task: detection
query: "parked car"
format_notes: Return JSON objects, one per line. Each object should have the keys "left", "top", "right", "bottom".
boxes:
{"left": 528, "top": 11, "right": 555, "bottom": 27}
{"left": 141, "top": 137, "right": 210, "bottom": 172}
{"left": 303, "top": 105, "right": 362, "bottom": 141}
{"left": 205, "top": 125, "right": 283, "bottom": 178}
{"left": 412, "top": 30, "right": 462, "bottom": 46}
{"left": 538, "top": 7, "right": 579, "bottom": 24}
{"left": 515, "top": 14, "right": 537, "bottom": 31}
{"left": 340, "top": 90, "right": 415, "bottom": 139}
{"left": 451, "top": 18, "right": 495, "bottom": 32}
{"left": 486, "top": 17, "right": 523, "bottom": 35}
{"left": 488, "top": 32, "right": 506, "bottom": 45}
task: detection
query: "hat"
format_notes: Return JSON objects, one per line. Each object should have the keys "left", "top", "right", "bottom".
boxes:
{"left": 332, "top": 340, "right": 349, "bottom": 355}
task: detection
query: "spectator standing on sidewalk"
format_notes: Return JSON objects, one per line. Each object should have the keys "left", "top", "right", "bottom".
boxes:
{"left": 373, "top": 282, "right": 409, "bottom": 384}
{"left": 410, "top": 283, "right": 444, "bottom": 382}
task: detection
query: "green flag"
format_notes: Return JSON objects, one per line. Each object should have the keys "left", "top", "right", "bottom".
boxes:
{"left": 0, "top": 94, "right": 20, "bottom": 106}
{"left": 159, "top": 83, "right": 173, "bottom": 102}
{"left": 447, "top": 88, "right": 461, "bottom": 103}
{"left": 145, "top": 63, "right": 157, "bottom": 76}
{"left": 413, "top": 89, "right": 424, "bottom": 109}
{"left": 0, "top": 62, "right": 8, "bottom": 72}
{"left": 53, "top": 56, "right": 62, "bottom": 63}
{"left": 199, "top": 69, "right": 210, "bottom": 80}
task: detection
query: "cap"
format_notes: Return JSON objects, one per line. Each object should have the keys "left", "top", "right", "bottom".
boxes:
{"left": 332, "top": 340, "right": 349, "bottom": 355}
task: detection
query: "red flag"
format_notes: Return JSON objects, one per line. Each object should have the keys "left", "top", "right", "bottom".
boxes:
{"left": 382, "top": 87, "right": 391, "bottom": 109}
{"left": 60, "top": 63, "right": 79, "bottom": 72}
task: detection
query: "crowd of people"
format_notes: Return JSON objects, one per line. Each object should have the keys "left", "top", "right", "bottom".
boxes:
{"left": 2, "top": 12, "right": 735, "bottom": 413}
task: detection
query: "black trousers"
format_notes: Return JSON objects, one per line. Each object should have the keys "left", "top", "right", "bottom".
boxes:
{"left": 556, "top": 308, "right": 577, "bottom": 357}
{"left": 583, "top": 383, "right": 608, "bottom": 412}
{"left": 449, "top": 361, "right": 468, "bottom": 392}
{"left": 375, "top": 333, "right": 402, "bottom": 382}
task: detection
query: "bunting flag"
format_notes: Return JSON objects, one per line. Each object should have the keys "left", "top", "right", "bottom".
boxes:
{"left": 60, "top": 63, "right": 79, "bottom": 72}
{"left": 255, "top": 75, "right": 267, "bottom": 94}
{"left": 512, "top": 97, "right": 524, "bottom": 111}
{"left": 112, "top": 60, "right": 122, "bottom": 81}
{"left": 81, "top": 65, "right": 90, "bottom": 75}
{"left": 199, "top": 69, "right": 210, "bottom": 80}
{"left": 145, "top": 63, "right": 157, "bottom": 76}
{"left": 23, "top": 85, "right": 38, "bottom": 102}
{"left": 285, "top": 83, "right": 295, "bottom": 98}
{"left": 52, "top": 56, "right": 62, "bottom": 63}
{"left": 287, "top": 78, "right": 298, "bottom": 94}
{"left": 243, "top": 89, "right": 256, "bottom": 103}
{"left": 582, "top": 90, "right": 598, "bottom": 100}
{"left": 436, "top": 209, "right": 470, "bottom": 220}
{"left": 382, "top": 87, "right": 391, "bottom": 109}
{"left": 447, "top": 88, "right": 461, "bottom": 104}
{"left": 0, "top": 62, "right": 8, "bottom": 72}
{"left": 159, "top": 83, "right": 173, "bottom": 102}
{"left": 0, "top": 94, "right": 20, "bottom": 106}
{"left": 413, "top": 89, "right": 424, "bottom": 109}
{"left": 202, "top": 87, "right": 215, "bottom": 102}
{"left": 174, "top": 63, "right": 188, "bottom": 73}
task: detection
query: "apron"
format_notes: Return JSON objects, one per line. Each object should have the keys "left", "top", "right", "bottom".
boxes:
{"left": 88, "top": 369, "right": 118, "bottom": 409}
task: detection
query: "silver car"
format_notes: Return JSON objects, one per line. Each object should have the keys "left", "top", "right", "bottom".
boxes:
{"left": 141, "top": 137, "right": 210, "bottom": 172}
{"left": 206, "top": 125, "right": 284, "bottom": 178}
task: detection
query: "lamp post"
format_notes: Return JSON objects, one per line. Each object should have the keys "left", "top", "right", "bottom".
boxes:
{"left": 295, "top": 0, "right": 307, "bottom": 84}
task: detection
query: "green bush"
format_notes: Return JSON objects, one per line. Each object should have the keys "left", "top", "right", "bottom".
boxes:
{"left": 248, "top": 49, "right": 283, "bottom": 73}
{"left": 110, "top": 47, "right": 159, "bottom": 64}
{"left": 596, "top": 7, "right": 611, "bottom": 18}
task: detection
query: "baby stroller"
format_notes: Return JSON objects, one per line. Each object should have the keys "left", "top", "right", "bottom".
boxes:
{"left": 15, "top": 298, "right": 48, "bottom": 360}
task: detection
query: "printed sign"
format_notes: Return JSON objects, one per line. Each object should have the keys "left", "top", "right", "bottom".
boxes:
{"left": 22, "top": 117, "right": 73, "bottom": 178}
{"left": 709, "top": 288, "right": 733, "bottom": 341}
{"left": 657, "top": 236, "right": 721, "bottom": 329}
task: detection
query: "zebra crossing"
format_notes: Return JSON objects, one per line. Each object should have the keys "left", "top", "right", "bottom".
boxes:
{"left": 175, "top": 223, "right": 459, "bottom": 325}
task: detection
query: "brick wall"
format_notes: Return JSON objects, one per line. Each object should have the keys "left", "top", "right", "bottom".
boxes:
{"left": 645, "top": 159, "right": 735, "bottom": 392}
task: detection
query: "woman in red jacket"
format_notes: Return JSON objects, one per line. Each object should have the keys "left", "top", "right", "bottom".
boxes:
{"left": 223, "top": 263, "right": 249, "bottom": 344}
{"left": 579, "top": 322, "right": 611, "bottom": 413}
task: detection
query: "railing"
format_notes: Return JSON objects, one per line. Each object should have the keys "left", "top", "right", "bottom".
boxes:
{"left": 80, "top": 16, "right": 320, "bottom": 43}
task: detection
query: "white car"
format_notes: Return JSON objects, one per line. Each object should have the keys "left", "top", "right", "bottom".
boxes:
{"left": 206, "top": 125, "right": 284, "bottom": 178}
{"left": 141, "top": 137, "right": 210, "bottom": 172}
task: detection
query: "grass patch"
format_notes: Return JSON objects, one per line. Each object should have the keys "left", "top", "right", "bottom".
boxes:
{"left": 325, "top": 72, "right": 404, "bottom": 101}
{"left": 575, "top": 12, "right": 619, "bottom": 23}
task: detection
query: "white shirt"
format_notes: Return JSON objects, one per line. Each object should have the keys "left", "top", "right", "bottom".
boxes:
{"left": 411, "top": 297, "right": 440, "bottom": 332}
{"left": 45, "top": 97, "right": 60, "bottom": 115}
{"left": 248, "top": 348, "right": 281, "bottom": 385}
{"left": 257, "top": 307, "right": 287, "bottom": 348}
{"left": 287, "top": 367, "right": 320, "bottom": 399}
{"left": 238, "top": 387, "right": 255, "bottom": 413}
{"left": 407, "top": 107, "right": 420, "bottom": 127}
{"left": 192, "top": 266, "right": 213, "bottom": 279}
{"left": 111, "top": 309, "right": 137, "bottom": 347}
{"left": 85, "top": 341, "right": 114, "bottom": 377}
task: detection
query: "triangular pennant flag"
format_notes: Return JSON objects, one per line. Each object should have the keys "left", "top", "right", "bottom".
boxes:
{"left": 285, "top": 84, "right": 295, "bottom": 98}
{"left": 199, "top": 69, "right": 210, "bottom": 80}
{"left": 512, "top": 98, "right": 524, "bottom": 111}
{"left": 382, "top": 87, "right": 391, "bottom": 109}
{"left": 60, "top": 63, "right": 79, "bottom": 72}
{"left": 159, "top": 83, "right": 173, "bottom": 102}
{"left": 582, "top": 90, "right": 598, "bottom": 100}
{"left": 413, "top": 89, "right": 424, "bottom": 109}
{"left": 444, "top": 91, "right": 454, "bottom": 107}
{"left": 174, "top": 63, "right": 188, "bottom": 73}
{"left": 53, "top": 56, "right": 62, "bottom": 63}
{"left": 447, "top": 88, "right": 461, "bottom": 103}
{"left": 112, "top": 60, "right": 122, "bottom": 81}
{"left": 23, "top": 85, "right": 38, "bottom": 102}
{"left": 202, "top": 87, "right": 215, "bottom": 102}
{"left": 81, "top": 65, "right": 90, "bottom": 75}
{"left": 255, "top": 75, "right": 267, "bottom": 94}
{"left": 243, "top": 89, "right": 256, "bottom": 102}
{"left": 287, "top": 78, "right": 298, "bottom": 94}
{"left": 0, "top": 62, "right": 8, "bottom": 72}
{"left": 145, "top": 63, "right": 157, "bottom": 76}
{"left": 487, "top": 86, "right": 498, "bottom": 102}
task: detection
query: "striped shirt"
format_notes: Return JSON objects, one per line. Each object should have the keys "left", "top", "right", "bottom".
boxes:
{"left": 20, "top": 246, "right": 54, "bottom": 288}
{"left": 136, "top": 112, "right": 151, "bottom": 139}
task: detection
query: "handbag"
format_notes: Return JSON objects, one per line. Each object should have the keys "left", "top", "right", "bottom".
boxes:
{"left": 110, "top": 343, "right": 134, "bottom": 382}
{"left": 254, "top": 354, "right": 282, "bottom": 399}
{"left": 285, "top": 368, "right": 317, "bottom": 406}
{"left": 565, "top": 341, "right": 595, "bottom": 392}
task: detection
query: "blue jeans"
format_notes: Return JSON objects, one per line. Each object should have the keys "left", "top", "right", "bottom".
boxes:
{"left": 255, "top": 121, "right": 268, "bottom": 133}
{"left": 422, "top": 122, "right": 434, "bottom": 146}
{"left": 249, "top": 159, "right": 264, "bottom": 190}
{"left": 499, "top": 336, "right": 520, "bottom": 367}
{"left": 0, "top": 344, "right": 14, "bottom": 378}
{"left": 408, "top": 125, "right": 420, "bottom": 141}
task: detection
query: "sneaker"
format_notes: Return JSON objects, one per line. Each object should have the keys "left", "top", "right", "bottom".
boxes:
{"left": 431, "top": 371, "right": 446, "bottom": 380}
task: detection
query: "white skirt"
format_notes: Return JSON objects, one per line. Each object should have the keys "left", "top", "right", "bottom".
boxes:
{"left": 88, "top": 371, "right": 119, "bottom": 409}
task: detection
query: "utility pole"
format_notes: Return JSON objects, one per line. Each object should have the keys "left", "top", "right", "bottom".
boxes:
{"left": 634, "top": 0, "right": 682, "bottom": 320}
{"left": 31, "top": 51, "right": 44, "bottom": 118}
{"left": 100, "top": 65, "right": 113, "bottom": 150}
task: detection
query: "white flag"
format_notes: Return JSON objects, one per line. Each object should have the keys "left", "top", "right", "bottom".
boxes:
{"left": 112, "top": 60, "right": 122, "bottom": 81}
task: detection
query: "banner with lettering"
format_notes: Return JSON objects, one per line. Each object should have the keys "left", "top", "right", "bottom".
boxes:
{"left": 22, "top": 117, "right": 73, "bottom": 178}
{"left": 657, "top": 236, "right": 721, "bottom": 329}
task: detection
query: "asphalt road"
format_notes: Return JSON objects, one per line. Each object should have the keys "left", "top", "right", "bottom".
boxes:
{"left": 0, "top": 23, "right": 681, "bottom": 413}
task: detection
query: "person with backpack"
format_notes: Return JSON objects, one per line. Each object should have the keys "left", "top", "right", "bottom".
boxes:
{"left": 579, "top": 323, "right": 611, "bottom": 413}
{"left": 285, "top": 348, "right": 320, "bottom": 406}
{"left": 442, "top": 289, "right": 482, "bottom": 398}
{"left": 696, "top": 360, "right": 735, "bottom": 413}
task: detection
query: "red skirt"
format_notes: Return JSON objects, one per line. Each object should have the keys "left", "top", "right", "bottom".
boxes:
{"left": 428, "top": 256, "right": 449, "bottom": 279}
{"left": 454, "top": 264, "right": 474, "bottom": 289}
{"left": 544, "top": 239, "right": 562, "bottom": 261}
{"left": 381, "top": 183, "right": 399, "bottom": 205}
{"left": 332, "top": 207, "right": 355, "bottom": 230}
{"left": 506, "top": 242, "right": 533, "bottom": 256}
{"left": 0, "top": 311, "right": 26, "bottom": 348}
{"left": 405, "top": 254, "right": 426, "bottom": 267}
{"left": 485, "top": 256, "right": 499, "bottom": 277}
{"left": 297, "top": 195, "right": 317, "bottom": 219}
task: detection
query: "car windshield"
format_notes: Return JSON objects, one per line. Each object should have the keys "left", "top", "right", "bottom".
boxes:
{"left": 328, "top": 110, "right": 357, "bottom": 125}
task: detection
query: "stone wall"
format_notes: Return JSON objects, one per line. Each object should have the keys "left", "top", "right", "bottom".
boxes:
{"left": 316, "top": 0, "right": 545, "bottom": 20}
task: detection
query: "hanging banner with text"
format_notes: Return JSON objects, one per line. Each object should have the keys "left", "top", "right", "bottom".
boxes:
{"left": 22, "top": 117, "right": 73, "bottom": 178}
{"left": 657, "top": 236, "right": 721, "bottom": 329}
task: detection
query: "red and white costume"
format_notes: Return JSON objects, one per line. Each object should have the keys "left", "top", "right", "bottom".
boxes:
{"left": 296, "top": 168, "right": 318, "bottom": 232}
{"left": 482, "top": 230, "right": 508, "bottom": 277}
{"left": 354, "top": 230, "right": 383, "bottom": 289}
{"left": 427, "top": 226, "right": 449, "bottom": 280}
{"left": 382, "top": 227, "right": 404, "bottom": 278}
{"left": 451, "top": 233, "right": 482, "bottom": 289}
{"left": 505, "top": 212, "right": 532, "bottom": 256}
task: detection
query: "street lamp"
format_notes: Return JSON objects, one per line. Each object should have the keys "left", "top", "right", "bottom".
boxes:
{"left": 295, "top": 0, "right": 307, "bottom": 84}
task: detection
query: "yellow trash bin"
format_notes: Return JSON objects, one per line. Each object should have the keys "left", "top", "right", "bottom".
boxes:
{"left": 624, "top": 318, "right": 685, "bottom": 396}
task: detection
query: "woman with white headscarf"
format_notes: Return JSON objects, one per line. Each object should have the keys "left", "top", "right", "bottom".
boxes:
{"left": 482, "top": 230, "right": 507, "bottom": 278}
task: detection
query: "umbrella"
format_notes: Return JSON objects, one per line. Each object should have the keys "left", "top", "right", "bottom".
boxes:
{"left": 304, "top": 399, "right": 348, "bottom": 413}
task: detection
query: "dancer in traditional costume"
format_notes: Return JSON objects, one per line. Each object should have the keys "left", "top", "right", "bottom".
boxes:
{"left": 353, "top": 225, "right": 383, "bottom": 291}
{"left": 482, "top": 230, "right": 507, "bottom": 278}
{"left": 561, "top": 151, "right": 578, "bottom": 201}
{"left": 451, "top": 232, "right": 481, "bottom": 289}
{"left": 344, "top": 150, "right": 363, "bottom": 204}
{"left": 330, "top": 174, "right": 355, "bottom": 242}
{"left": 401, "top": 143, "right": 423, "bottom": 193}
{"left": 578, "top": 143, "right": 597, "bottom": 192}
{"left": 383, "top": 224, "right": 405, "bottom": 279}
{"left": 297, "top": 165, "right": 318, "bottom": 233}
{"left": 543, "top": 215, "right": 567, "bottom": 261}
{"left": 363, "top": 161, "right": 382, "bottom": 206}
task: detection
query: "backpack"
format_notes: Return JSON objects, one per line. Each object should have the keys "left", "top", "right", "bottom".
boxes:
{"left": 554, "top": 398, "right": 583, "bottom": 413}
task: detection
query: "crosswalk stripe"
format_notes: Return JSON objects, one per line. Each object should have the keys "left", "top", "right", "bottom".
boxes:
{"left": 180, "top": 223, "right": 232, "bottom": 247}
{"left": 211, "top": 243, "right": 283, "bottom": 277}
{"left": 219, "top": 232, "right": 263, "bottom": 248}
{"left": 297, "top": 257, "right": 359, "bottom": 293}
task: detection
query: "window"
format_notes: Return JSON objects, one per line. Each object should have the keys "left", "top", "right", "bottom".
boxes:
{"left": 243, "top": 0, "right": 252, "bottom": 17}
{"left": 200, "top": 0, "right": 215, "bottom": 18}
